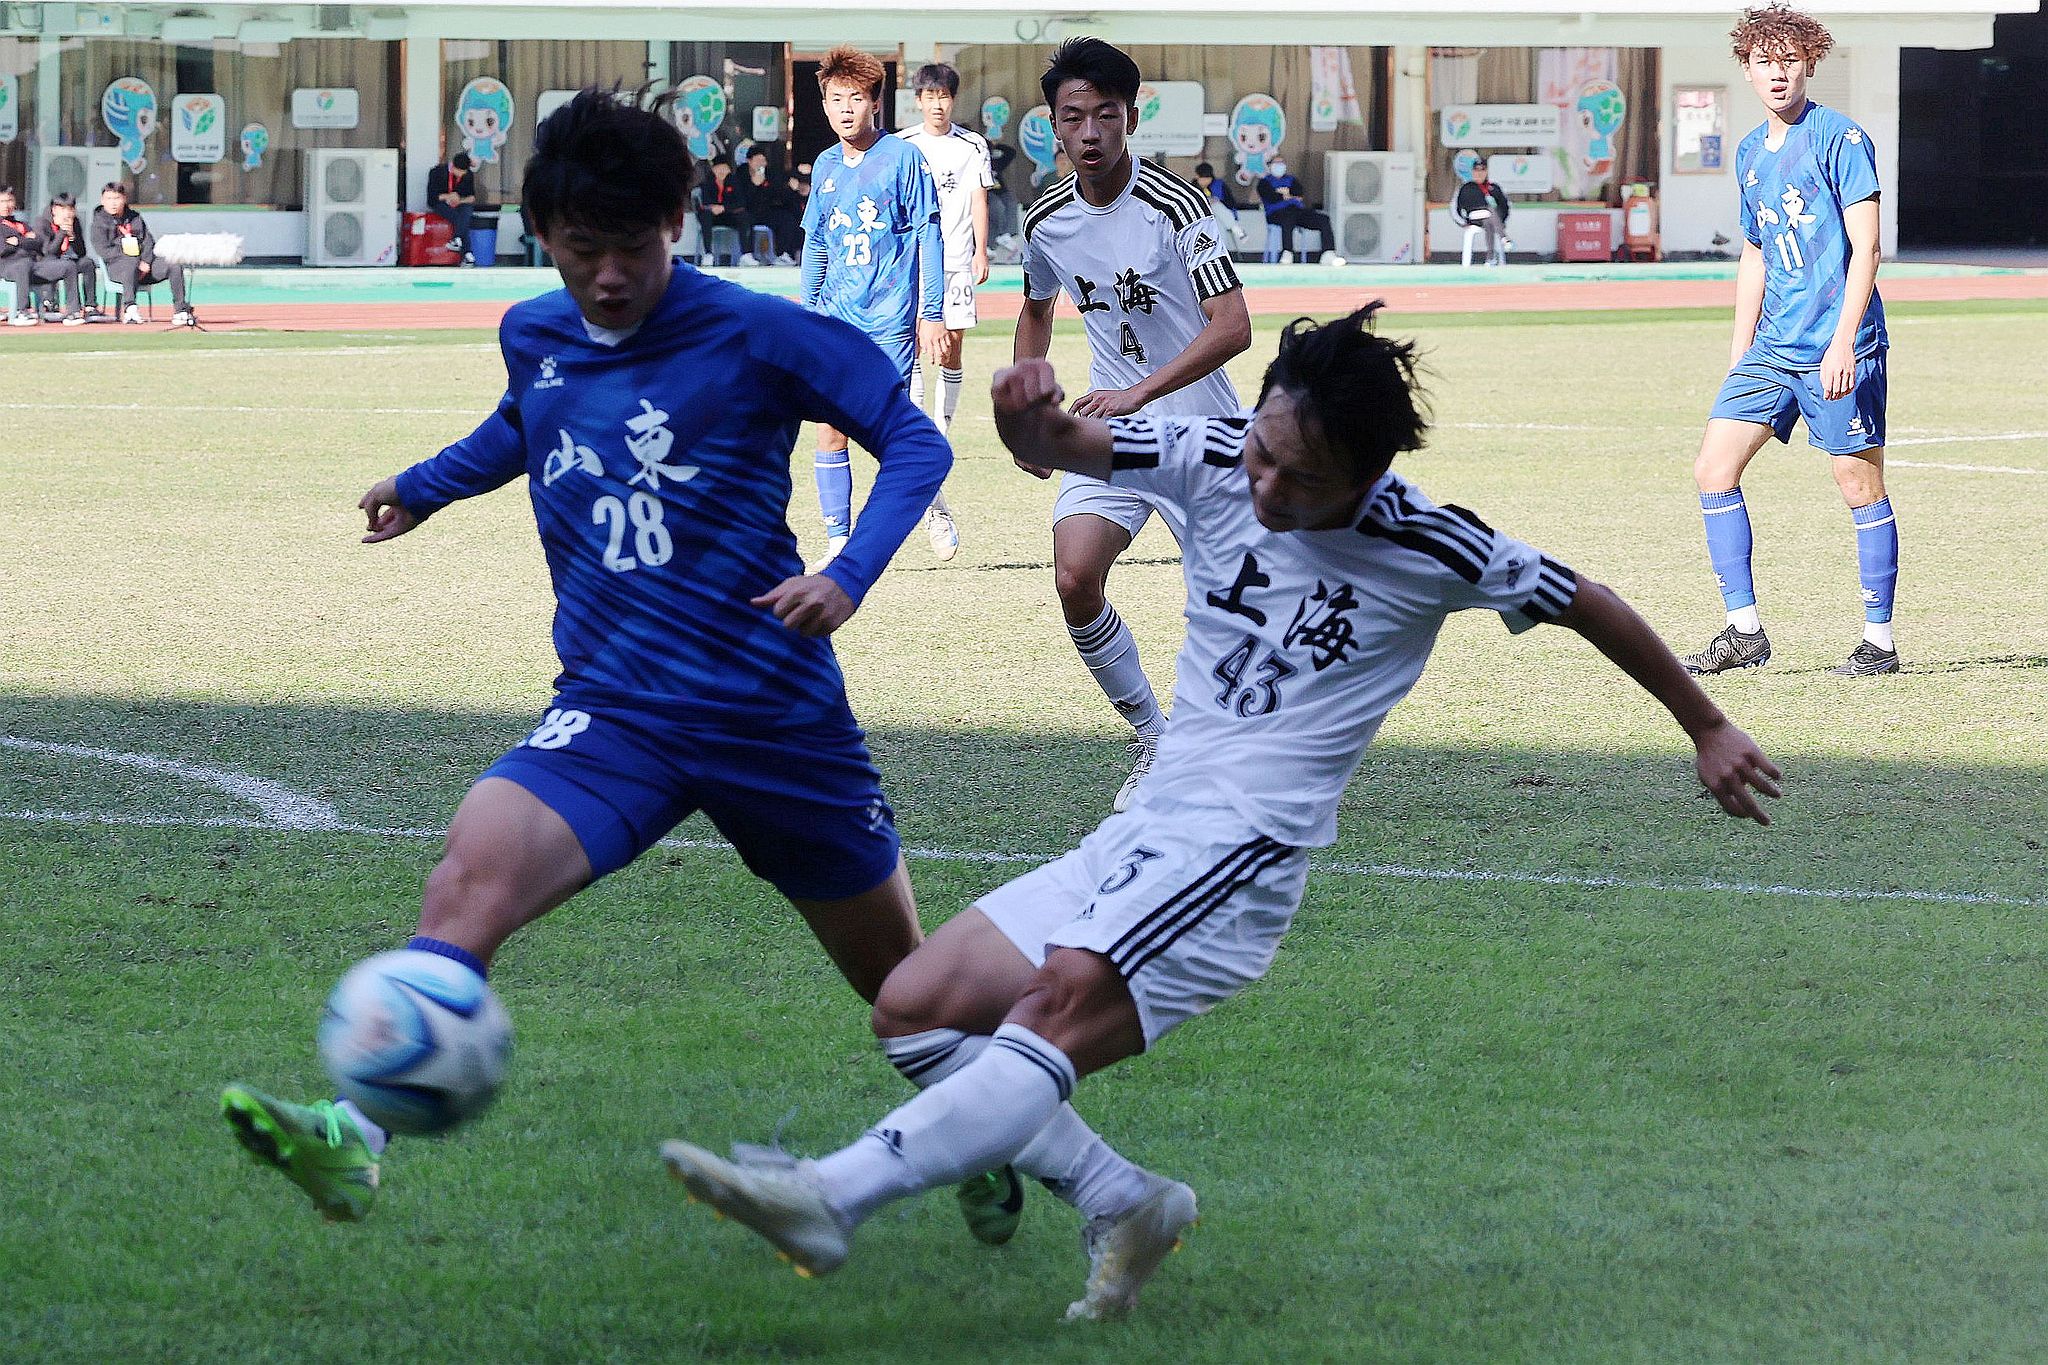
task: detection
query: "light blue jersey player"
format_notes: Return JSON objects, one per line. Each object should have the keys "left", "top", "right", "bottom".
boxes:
{"left": 216, "top": 89, "right": 984, "bottom": 1230}
{"left": 802, "top": 44, "right": 947, "bottom": 569}
{"left": 1684, "top": 6, "right": 1900, "bottom": 678}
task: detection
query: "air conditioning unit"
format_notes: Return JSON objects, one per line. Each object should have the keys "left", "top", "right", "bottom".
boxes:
{"left": 34, "top": 146, "right": 124, "bottom": 212}
{"left": 1324, "top": 152, "right": 1419, "bottom": 265}
{"left": 305, "top": 148, "right": 399, "bottom": 265}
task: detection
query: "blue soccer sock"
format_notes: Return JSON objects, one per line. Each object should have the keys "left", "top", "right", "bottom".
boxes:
{"left": 1700, "top": 488, "right": 1759, "bottom": 631}
{"left": 407, "top": 934, "right": 487, "bottom": 980}
{"left": 813, "top": 448, "right": 853, "bottom": 541}
{"left": 1852, "top": 496, "right": 1899, "bottom": 648}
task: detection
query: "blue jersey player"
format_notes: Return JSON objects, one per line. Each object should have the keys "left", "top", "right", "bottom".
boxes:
{"left": 218, "top": 88, "right": 964, "bottom": 1225}
{"left": 802, "top": 44, "right": 950, "bottom": 571}
{"left": 1683, "top": 4, "right": 1899, "bottom": 677}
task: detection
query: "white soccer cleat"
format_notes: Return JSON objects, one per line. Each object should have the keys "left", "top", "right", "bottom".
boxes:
{"left": 1112, "top": 733, "right": 1158, "bottom": 814}
{"left": 121, "top": 304, "right": 142, "bottom": 324}
{"left": 660, "top": 1140, "right": 851, "bottom": 1278}
{"left": 172, "top": 310, "right": 196, "bottom": 329}
{"left": 805, "top": 536, "right": 849, "bottom": 576}
{"left": 1064, "top": 1177, "right": 1198, "bottom": 1322}
{"left": 926, "top": 507, "right": 959, "bottom": 562}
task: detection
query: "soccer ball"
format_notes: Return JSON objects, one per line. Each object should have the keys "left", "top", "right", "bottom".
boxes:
{"left": 317, "top": 949, "right": 512, "bottom": 1136}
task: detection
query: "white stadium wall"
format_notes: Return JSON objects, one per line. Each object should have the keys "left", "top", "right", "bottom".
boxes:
{"left": 1659, "top": 43, "right": 1901, "bottom": 258}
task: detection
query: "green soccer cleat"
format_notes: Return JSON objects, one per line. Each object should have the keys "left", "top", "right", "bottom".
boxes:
{"left": 220, "top": 1085, "right": 380, "bottom": 1223}
{"left": 957, "top": 1166, "right": 1025, "bottom": 1246}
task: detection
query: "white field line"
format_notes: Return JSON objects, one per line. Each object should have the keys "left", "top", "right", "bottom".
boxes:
{"left": 0, "top": 400, "right": 477, "bottom": 417}
{"left": 3, "top": 804, "right": 2040, "bottom": 911}
{"left": 19, "top": 342, "right": 496, "bottom": 361}
{"left": 0, "top": 737, "right": 341, "bottom": 829}
{"left": 1889, "top": 459, "right": 2042, "bottom": 475}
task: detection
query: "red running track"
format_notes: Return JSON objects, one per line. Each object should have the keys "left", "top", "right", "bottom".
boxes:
{"left": 131, "top": 272, "right": 2048, "bottom": 334}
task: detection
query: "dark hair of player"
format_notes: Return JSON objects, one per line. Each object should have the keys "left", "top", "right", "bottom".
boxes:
{"left": 818, "top": 45, "right": 886, "bottom": 100}
{"left": 1194, "top": 162, "right": 1216, "bottom": 177}
{"left": 523, "top": 85, "right": 693, "bottom": 239}
{"left": 1730, "top": 3, "right": 1834, "bottom": 66}
{"left": 102, "top": 182, "right": 129, "bottom": 195}
{"left": 49, "top": 192, "right": 75, "bottom": 207}
{"left": 0, "top": 184, "right": 15, "bottom": 199}
{"left": 452, "top": 151, "right": 472, "bottom": 170}
{"left": 1040, "top": 37, "right": 1140, "bottom": 111}
{"left": 912, "top": 63, "right": 960, "bottom": 97}
{"left": 1257, "top": 303, "right": 1431, "bottom": 483}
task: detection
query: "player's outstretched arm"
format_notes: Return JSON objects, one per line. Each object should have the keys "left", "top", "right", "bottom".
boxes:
{"left": 374, "top": 393, "right": 528, "bottom": 533}
{"left": 1071, "top": 288, "right": 1252, "bottom": 419}
{"left": 992, "top": 359, "right": 1113, "bottom": 481}
{"left": 1555, "top": 577, "right": 1783, "bottom": 825}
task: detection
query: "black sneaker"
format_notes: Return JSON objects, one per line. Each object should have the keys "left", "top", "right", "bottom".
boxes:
{"left": 1829, "top": 640, "right": 1901, "bottom": 677}
{"left": 1682, "top": 625, "right": 1772, "bottom": 675}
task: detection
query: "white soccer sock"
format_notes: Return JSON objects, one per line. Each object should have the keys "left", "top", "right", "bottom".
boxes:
{"left": 1864, "top": 620, "right": 1894, "bottom": 651}
{"left": 816, "top": 1024, "right": 1074, "bottom": 1226}
{"left": 1012, "top": 1103, "right": 1155, "bottom": 1221}
{"left": 334, "top": 1098, "right": 389, "bottom": 1155}
{"left": 1068, "top": 604, "right": 1164, "bottom": 738}
{"left": 940, "top": 365, "right": 963, "bottom": 435}
{"left": 1727, "top": 605, "right": 1762, "bottom": 634}
{"left": 882, "top": 1028, "right": 1153, "bottom": 1221}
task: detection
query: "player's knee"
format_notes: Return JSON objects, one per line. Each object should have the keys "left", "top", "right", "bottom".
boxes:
{"left": 871, "top": 940, "right": 971, "bottom": 1038}
{"left": 1053, "top": 557, "right": 1108, "bottom": 618}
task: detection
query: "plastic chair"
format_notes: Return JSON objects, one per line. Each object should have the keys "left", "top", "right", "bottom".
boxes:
{"left": 749, "top": 225, "right": 776, "bottom": 263}
{"left": 708, "top": 225, "right": 741, "bottom": 267}
{"left": 1261, "top": 224, "right": 1321, "bottom": 264}
{"left": 1455, "top": 212, "right": 1506, "bottom": 267}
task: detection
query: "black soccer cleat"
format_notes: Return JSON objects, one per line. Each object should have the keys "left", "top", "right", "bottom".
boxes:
{"left": 1681, "top": 625, "right": 1772, "bottom": 675}
{"left": 1829, "top": 640, "right": 1901, "bottom": 677}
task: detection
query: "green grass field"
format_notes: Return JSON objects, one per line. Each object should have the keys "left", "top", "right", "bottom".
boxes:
{"left": 4, "top": 301, "right": 2047, "bottom": 1362}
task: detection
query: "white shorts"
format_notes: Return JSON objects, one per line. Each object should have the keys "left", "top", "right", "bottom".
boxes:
{"left": 943, "top": 271, "right": 977, "bottom": 330}
{"left": 977, "top": 781, "right": 1307, "bottom": 1046}
{"left": 1052, "top": 471, "right": 1188, "bottom": 544}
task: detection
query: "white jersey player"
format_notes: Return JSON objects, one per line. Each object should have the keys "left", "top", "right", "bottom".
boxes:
{"left": 1015, "top": 37, "right": 1253, "bottom": 815}
{"left": 662, "top": 307, "right": 1784, "bottom": 1320}
{"left": 899, "top": 62, "right": 996, "bottom": 561}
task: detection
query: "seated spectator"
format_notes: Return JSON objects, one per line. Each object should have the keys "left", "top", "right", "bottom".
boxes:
{"left": 36, "top": 193, "right": 98, "bottom": 324}
{"left": 425, "top": 150, "right": 478, "bottom": 261}
{"left": 1256, "top": 158, "right": 1342, "bottom": 264}
{"left": 1, "top": 184, "right": 51, "bottom": 326}
{"left": 986, "top": 141, "right": 1020, "bottom": 253}
{"left": 91, "top": 182, "right": 192, "bottom": 326}
{"left": 735, "top": 148, "right": 801, "bottom": 264}
{"left": 1454, "top": 157, "right": 1513, "bottom": 266}
{"left": 695, "top": 156, "right": 751, "bottom": 260}
{"left": 1193, "top": 160, "right": 1252, "bottom": 244}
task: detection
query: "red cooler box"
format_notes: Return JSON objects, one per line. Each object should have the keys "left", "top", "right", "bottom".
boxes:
{"left": 1556, "top": 211, "right": 1614, "bottom": 262}
{"left": 402, "top": 212, "right": 460, "bottom": 266}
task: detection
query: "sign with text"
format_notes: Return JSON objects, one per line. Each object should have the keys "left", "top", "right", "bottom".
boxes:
{"left": 1440, "top": 103, "right": 1560, "bottom": 148}
{"left": 292, "top": 87, "right": 360, "bottom": 129}
{"left": 170, "top": 93, "right": 226, "bottom": 163}
{"left": 1128, "top": 81, "right": 1205, "bottom": 157}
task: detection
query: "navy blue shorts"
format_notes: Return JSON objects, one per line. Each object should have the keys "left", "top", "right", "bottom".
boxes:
{"left": 480, "top": 697, "right": 900, "bottom": 902}
{"left": 1710, "top": 348, "right": 1887, "bottom": 455}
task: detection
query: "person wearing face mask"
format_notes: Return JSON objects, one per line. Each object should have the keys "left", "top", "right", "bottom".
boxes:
{"left": 1255, "top": 157, "right": 1342, "bottom": 264}
{"left": 37, "top": 193, "right": 99, "bottom": 323}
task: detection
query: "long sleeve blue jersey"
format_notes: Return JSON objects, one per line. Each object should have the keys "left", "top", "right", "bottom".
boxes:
{"left": 393, "top": 265, "right": 952, "bottom": 727}
{"left": 801, "top": 133, "right": 944, "bottom": 339}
